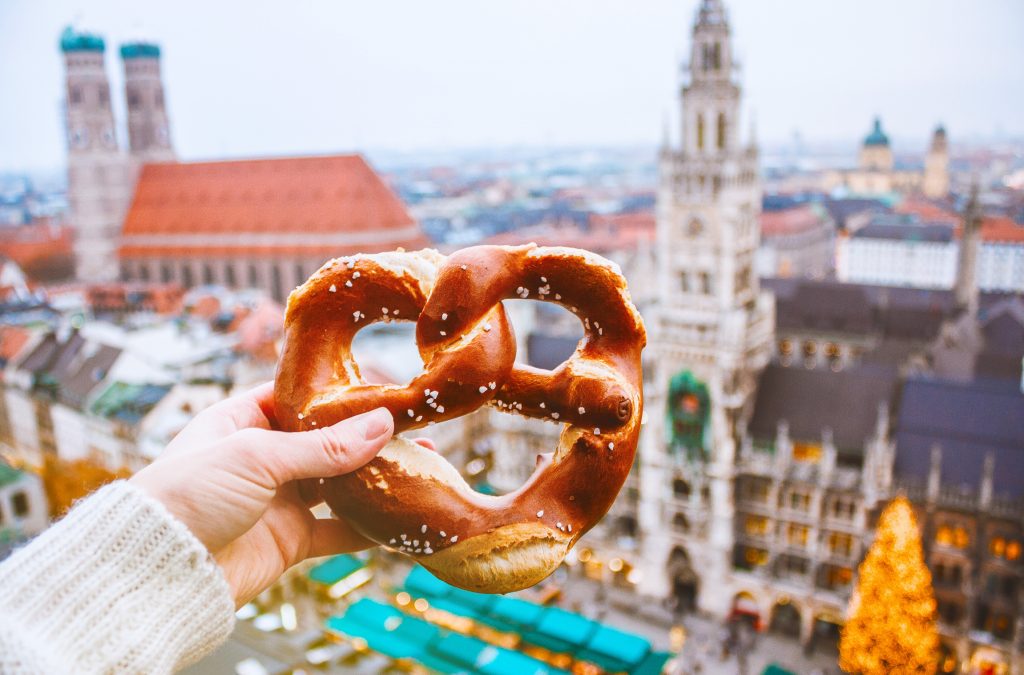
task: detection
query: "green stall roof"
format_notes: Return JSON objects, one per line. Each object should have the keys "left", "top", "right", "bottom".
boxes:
{"left": 405, "top": 565, "right": 454, "bottom": 599}
{"left": 577, "top": 624, "right": 651, "bottom": 672}
{"left": 307, "top": 554, "right": 365, "bottom": 585}
{"left": 489, "top": 596, "right": 545, "bottom": 629}
{"left": 432, "top": 633, "right": 489, "bottom": 669}
{"left": 476, "top": 645, "right": 564, "bottom": 675}
{"left": 326, "top": 600, "right": 439, "bottom": 662}
{"left": 531, "top": 606, "right": 596, "bottom": 649}
{"left": 762, "top": 664, "right": 798, "bottom": 675}
{"left": 632, "top": 651, "right": 673, "bottom": 675}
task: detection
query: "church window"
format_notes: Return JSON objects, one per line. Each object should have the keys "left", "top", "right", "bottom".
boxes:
{"left": 673, "top": 479, "right": 691, "bottom": 499}
{"left": 138, "top": 265, "right": 150, "bottom": 282}
{"left": 248, "top": 264, "right": 259, "bottom": 288}
{"left": 745, "top": 515, "right": 768, "bottom": 536}
{"left": 742, "top": 479, "right": 769, "bottom": 503}
{"left": 712, "top": 42, "right": 721, "bottom": 70}
{"left": 295, "top": 262, "right": 305, "bottom": 286}
{"left": 688, "top": 218, "right": 703, "bottom": 236}
{"left": 696, "top": 114, "right": 705, "bottom": 150}
{"left": 717, "top": 112, "right": 727, "bottom": 150}
{"left": 225, "top": 265, "right": 237, "bottom": 288}
{"left": 792, "top": 441, "right": 821, "bottom": 463}
{"left": 743, "top": 547, "right": 768, "bottom": 567}
{"left": 990, "top": 536, "right": 1022, "bottom": 561}
{"left": 680, "top": 272, "right": 690, "bottom": 293}
{"left": 828, "top": 532, "right": 854, "bottom": 557}
{"left": 787, "top": 523, "right": 809, "bottom": 547}
{"left": 161, "top": 264, "right": 172, "bottom": 283}
{"left": 699, "top": 272, "right": 712, "bottom": 295}
{"left": 785, "top": 490, "right": 810, "bottom": 511}
{"left": 673, "top": 513, "right": 689, "bottom": 532}
{"left": 271, "top": 265, "right": 284, "bottom": 302}
{"left": 99, "top": 85, "right": 109, "bottom": 107}
{"left": 69, "top": 86, "right": 82, "bottom": 105}
{"left": 127, "top": 88, "right": 140, "bottom": 107}
{"left": 202, "top": 264, "right": 214, "bottom": 285}
{"left": 181, "top": 264, "right": 194, "bottom": 288}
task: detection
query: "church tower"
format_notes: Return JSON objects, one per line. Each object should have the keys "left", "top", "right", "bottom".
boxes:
{"left": 121, "top": 41, "right": 176, "bottom": 165}
{"left": 923, "top": 124, "right": 949, "bottom": 199}
{"left": 61, "top": 27, "right": 131, "bottom": 282}
{"left": 636, "top": 0, "right": 773, "bottom": 616}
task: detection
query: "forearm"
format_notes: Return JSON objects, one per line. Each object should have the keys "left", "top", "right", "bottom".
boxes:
{"left": 0, "top": 481, "right": 235, "bottom": 674}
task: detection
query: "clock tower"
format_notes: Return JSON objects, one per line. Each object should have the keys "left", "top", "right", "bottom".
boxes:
{"left": 636, "top": 0, "right": 774, "bottom": 617}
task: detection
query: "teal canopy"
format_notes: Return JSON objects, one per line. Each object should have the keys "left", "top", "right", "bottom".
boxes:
{"left": 307, "top": 554, "right": 365, "bottom": 586}
{"left": 578, "top": 624, "right": 651, "bottom": 671}
{"left": 400, "top": 566, "right": 658, "bottom": 674}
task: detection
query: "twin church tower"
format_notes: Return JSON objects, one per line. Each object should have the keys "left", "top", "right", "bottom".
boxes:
{"left": 60, "top": 27, "right": 175, "bottom": 282}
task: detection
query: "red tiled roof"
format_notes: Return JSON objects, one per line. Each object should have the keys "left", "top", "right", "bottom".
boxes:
{"left": 0, "top": 325, "right": 32, "bottom": 366}
{"left": 979, "top": 216, "right": 1024, "bottom": 244}
{"left": 119, "top": 154, "right": 428, "bottom": 258}
{"left": 760, "top": 205, "right": 824, "bottom": 237}
{"left": 895, "top": 198, "right": 959, "bottom": 225}
{"left": 0, "top": 221, "right": 73, "bottom": 280}
{"left": 484, "top": 212, "right": 655, "bottom": 253}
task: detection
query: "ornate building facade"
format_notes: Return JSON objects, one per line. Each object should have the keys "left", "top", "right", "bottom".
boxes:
{"left": 636, "top": 0, "right": 773, "bottom": 616}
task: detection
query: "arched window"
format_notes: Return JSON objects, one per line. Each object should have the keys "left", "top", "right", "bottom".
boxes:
{"left": 673, "top": 479, "right": 691, "bottom": 499}
{"left": 717, "top": 112, "right": 727, "bottom": 150}
{"left": 696, "top": 114, "right": 705, "bottom": 151}
{"left": 673, "top": 513, "right": 689, "bottom": 532}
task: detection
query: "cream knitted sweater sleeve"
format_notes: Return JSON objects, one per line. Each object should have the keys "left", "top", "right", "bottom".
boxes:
{"left": 0, "top": 481, "right": 236, "bottom": 674}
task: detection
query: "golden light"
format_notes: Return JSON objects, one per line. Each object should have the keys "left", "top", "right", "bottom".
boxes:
{"left": 395, "top": 591, "right": 411, "bottom": 606}
{"left": 669, "top": 625, "right": 687, "bottom": 652}
{"left": 413, "top": 598, "right": 430, "bottom": 612}
{"left": 577, "top": 548, "right": 593, "bottom": 563}
{"left": 608, "top": 558, "right": 624, "bottom": 572}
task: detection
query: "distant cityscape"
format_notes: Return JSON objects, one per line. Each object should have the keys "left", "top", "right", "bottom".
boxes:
{"left": 1, "top": 1, "right": 1023, "bottom": 674}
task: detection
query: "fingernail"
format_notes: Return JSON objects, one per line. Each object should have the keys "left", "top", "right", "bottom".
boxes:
{"left": 354, "top": 407, "right": 393, "bottom": 441}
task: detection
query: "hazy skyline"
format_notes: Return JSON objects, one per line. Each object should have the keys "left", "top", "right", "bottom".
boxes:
{"left": 2, "top": 0, "right": 1022, "bottom": 172}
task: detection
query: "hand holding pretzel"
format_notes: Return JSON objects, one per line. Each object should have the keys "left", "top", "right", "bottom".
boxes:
{"left": 274, "top": 244, "right": 646, "bottom": 593}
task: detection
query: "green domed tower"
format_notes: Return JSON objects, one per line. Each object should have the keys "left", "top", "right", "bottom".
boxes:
{"left": 859, "top": 117, "right": 893, "bottom": 172}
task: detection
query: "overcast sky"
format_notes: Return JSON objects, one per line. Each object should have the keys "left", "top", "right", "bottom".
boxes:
{"left": 2, "top": 0, "right": 1022, "bottom": 172}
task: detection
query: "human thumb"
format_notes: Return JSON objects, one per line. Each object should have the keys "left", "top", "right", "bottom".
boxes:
{"left": 236, "top": 407, "right": 394, "bottom": 486}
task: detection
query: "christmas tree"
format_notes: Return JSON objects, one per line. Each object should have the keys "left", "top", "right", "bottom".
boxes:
{"left": 839, "top": 496, "right": 939, "bottom": 674}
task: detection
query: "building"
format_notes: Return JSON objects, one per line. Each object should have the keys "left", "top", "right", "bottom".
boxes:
{"left": 60, "top": 27, "right": 427, "bottom": 299}
{"left": 837, "top": 206, "right": 1024, "bottom": 293}
{"left": 757, "top": 204, "right": 835, "bottom": 279}
{"left": 637, "top": 0, "right": 774, "bottom": 617}
{"left": 117, "top": 155, "right": 427, "bottom": 303}
{"left": 61, "top": 28, "right": 147, "bottom": 282}
{"left": 823, "top": 120, "right": 950, "bottom": 200}
{"left": 0, "top": 459, "right": 48, "bottom": 560}
{"left": 463, "top": 3, "right": 1024, "bottom": 671}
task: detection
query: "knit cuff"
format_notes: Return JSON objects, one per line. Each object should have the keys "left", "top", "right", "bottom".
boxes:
{"left": 0, "top": 481, "right": 236, "bottom": 674}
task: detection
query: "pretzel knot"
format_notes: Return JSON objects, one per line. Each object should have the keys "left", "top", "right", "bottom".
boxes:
{"left": 275, "top": 244, "right": 646, "bottom": 593}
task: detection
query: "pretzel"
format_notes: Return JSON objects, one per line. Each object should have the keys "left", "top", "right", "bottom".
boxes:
{"left": 274, "top": 244, "right": 646, "bottom": 593}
